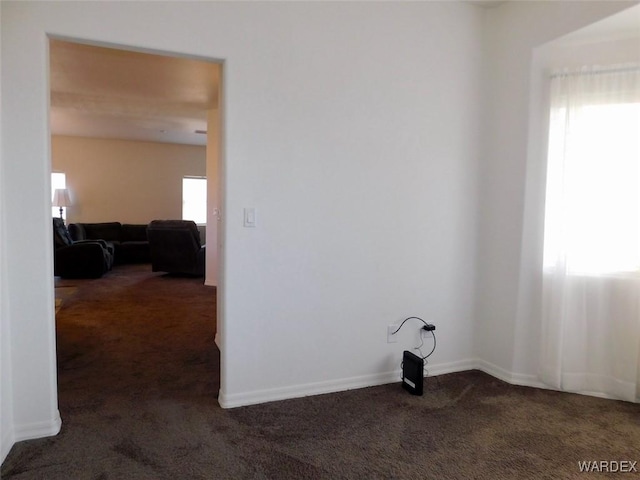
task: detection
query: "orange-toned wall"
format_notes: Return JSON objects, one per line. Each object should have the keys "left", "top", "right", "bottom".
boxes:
{"left": 52, "top": 135, "right": 206, "bottom": 225}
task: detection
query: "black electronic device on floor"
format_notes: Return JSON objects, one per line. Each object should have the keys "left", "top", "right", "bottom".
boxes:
{"left": 402, "top": 350, "right": 424, "bottom": 396}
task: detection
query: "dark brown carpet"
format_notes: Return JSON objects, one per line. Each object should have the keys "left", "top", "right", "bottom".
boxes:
{"left": 2, "top": 264, "right": 639, "bottom": 479}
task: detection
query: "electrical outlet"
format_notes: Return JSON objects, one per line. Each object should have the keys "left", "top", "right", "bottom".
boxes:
{"left": 387, "top": 325, "right": 398, "bottom": 343}
{"left": 421, "top": 324, "right": 436, "bottom": 337}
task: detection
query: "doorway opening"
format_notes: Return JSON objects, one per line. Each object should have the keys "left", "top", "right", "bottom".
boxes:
{"left": 48, "top": 37, "right": 224, "bottom": 411}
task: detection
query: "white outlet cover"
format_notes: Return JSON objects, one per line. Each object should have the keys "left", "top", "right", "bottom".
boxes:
{"left": 387, "top": 325, "right": 398, "bottom": 343}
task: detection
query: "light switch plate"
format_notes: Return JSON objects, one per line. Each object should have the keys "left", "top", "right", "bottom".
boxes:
{"left": 243, "top": 208, "right": 256, "bottom": 227}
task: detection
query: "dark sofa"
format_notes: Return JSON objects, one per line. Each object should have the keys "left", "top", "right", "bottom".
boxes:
{"left": 53, "top": 218, "right": 114, "bottom": 278}
{"left": 147, "top": 220, "right": 205, "bottom": 276}
{"left": 69, "top": 222, "right": 151, "bottom": 264}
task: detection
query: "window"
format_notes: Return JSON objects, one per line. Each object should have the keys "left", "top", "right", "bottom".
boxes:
{"left": 182, "top": 177, "right": 207, "bottom": 224}
{"left": 51, "top": 172, "right": 66, "bottom": 219}
{"left": 539, "top": 65, "right": 640, "bottom": 402}
{"left": 543, "top": 66, "right": 640, "bottom": 275}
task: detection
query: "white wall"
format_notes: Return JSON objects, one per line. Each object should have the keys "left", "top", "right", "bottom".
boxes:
{"left": 1, "top": 1, "right": 482, "bottom": 449}
{"left": 539, "top": 36, "right": 639, "bottom": 70}
{"left": 0, "top": 1, "right": 15, "bottom": 463}
{"left": 1, "top": 0, "right": 62, "bottom": 461}
{"left": 216, "top": 2, "right": 484, "bottom": 405}
{"left": 475, "top": 0, "right": 637, "bottom": 383}
{"left": 52, "top": 136, "right": 206, "bottom": 224}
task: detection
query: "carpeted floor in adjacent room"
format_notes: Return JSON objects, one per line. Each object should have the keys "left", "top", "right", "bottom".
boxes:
{"left": 2, "top": 264, "right": 639, "bottom": 479}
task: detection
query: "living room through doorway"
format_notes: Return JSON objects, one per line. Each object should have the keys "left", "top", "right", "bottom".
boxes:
{"left": 48, "top": 37, "right": 223, "bottom": 410}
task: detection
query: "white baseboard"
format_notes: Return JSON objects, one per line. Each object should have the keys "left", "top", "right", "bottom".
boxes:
{"left": 1, "top": 412, "right": 61, "bottom": 465}
{"left": 13, "top": 411, "right": 62, "bottom": 443}
{"left": 474, "top": 358, "right": 548, "bottom": 389}
{"left": 218, "top": 358, "right": 559, "bottom": 409}
{"left": 219, "top": 358, "right": 480, "bottom": 409}
{"left": 219, "top": 370, "right": 402, "bottom": 408}
{"left": 1, "top": 427, "right": 15, "bottom": 465}
{"left": 423, "top": 358, "right": 478, "bottom": 377}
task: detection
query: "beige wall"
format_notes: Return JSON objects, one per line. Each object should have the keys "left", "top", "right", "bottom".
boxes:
{"left": 205, "top": 107, "right": 220, "bottom": 287}
{"left": 52, "top": 136, "right": 206, "bottom": 225}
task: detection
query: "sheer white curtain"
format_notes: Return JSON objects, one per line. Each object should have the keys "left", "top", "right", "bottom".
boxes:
{"left": 540, "top": 64, "right": 640, "bottom": 402}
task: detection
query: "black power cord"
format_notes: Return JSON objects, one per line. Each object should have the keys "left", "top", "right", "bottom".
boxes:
{"left": 392, "top": 316, "right": 437, "bottom": 364}
{"left": 390, "top": 316, "right": 434, "bottom": 335}
{"left": 420, "top": 329, "right": 437, "bottom": 361}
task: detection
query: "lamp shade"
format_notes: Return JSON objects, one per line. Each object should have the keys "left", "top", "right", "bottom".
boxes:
{"left": 52, "top": 188, "right": 72, "bottom": 207}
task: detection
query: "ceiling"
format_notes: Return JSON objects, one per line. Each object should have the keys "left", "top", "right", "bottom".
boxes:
{"left": 49, "top": 39, "right": 220, "bottom": 146}
{"left": 550, "top": 3, "right": 640, "bottom": 47}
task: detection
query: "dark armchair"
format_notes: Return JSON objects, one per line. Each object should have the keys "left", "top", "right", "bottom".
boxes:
{"left": 147, "top": 220, "right": 205, "bottom": 276}
{"left": 53, "top": 218, "right": 114, "bottom": 278}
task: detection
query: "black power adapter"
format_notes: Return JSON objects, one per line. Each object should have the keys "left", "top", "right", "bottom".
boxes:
{"left": 402, "top": 350, "right": 424, "bottom": 396}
